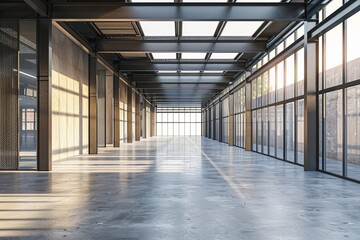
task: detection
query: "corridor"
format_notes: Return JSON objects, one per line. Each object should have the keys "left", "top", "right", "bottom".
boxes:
{"left": 0, "top": 137, "right": 359, "bottom": 239}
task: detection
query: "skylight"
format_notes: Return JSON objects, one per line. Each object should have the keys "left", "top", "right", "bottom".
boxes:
{"left": 181, "top": 71, "right": 200, "bottom": 73}
{"left": 182, "top": 22, "right": 219, "bottom": 36}
{"left": 158, "top": 71, "right": 177, "bottom": 73}
{"left": 139, "top": 21, "right": 175, "bottom": 36}
{"left": 210, "top": 53, "right": 238, "bottom": 60}
{"left": 181, "top": 53, "right": 207, "bottom": 59}
{"left": 152, "top": 53, "right": 177, "bottom": 59}
{"left": 203, "top": 71, "right": 223, "bottom": 74}
{"left": 221, "top": 22, "right": 264, "bottom": 37}
{"left": 132, "top": 0, "right": 173, "bottom": 2}
{"left": 183, "top": 0, "right": 228, "bottom": 2}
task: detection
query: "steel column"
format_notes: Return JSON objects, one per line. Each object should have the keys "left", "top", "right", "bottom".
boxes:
{"left": 113, "top": 75, "right": 120, "bottom": 147}
{"left": 304, "top": 21, "right": 317, "bottom": 171}
{"left": 37, "top": 18, "right": 52, "bottom": 171}
{"left": 135, "top": 93, "right": 141, "bottom": 141}
{"left": 127, "top": 86, "right": 133, "bottom": 143}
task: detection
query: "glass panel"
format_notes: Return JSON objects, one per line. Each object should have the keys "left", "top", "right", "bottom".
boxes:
{"left": 276, "top": 105, "right": 284, "bottom": 159}
{"left": 318, "top": 36, "right": 323, "bottom": 91}
{"left": 152, "top": 53, "right": 177, "bottom": 59}
{"left": 256, "top": 77, "right": 262, "bottom": 108}
{"left": 319, "top": 94, "right": 323, "bottom": 170}
{"left": 182, "top": 53, "right": 207, "bottom": 59}
{"left": 221, "top": 21, "right": 264, "bottom": 36}
{"left": 297, "top": 99, "right": 305, "bottom": 165}
{"left": 325, "top": 24, "right": 343, "bottom": 88}
{"left": 140, "top": 21, "right": 175, "bottom": 36}
{"left": 325, "top": 90, "right": 343, "bottom": 175}
{"left": 276, "top": 61, "right": 284, "bottom": 102}
{"left": 210, "top": 53, "right": 238, "bottom": 60}
{"left": 346, "top": 12, "right": 360, "bottom": 82}
{"left": 346, "top": 86, "right": 360, "bottom": 181}
{"left": 257, "top": 109, "right": 262, "bottom": 153}
{"left": 262, "top": 72, "right": 268, "bottom": 106}
{"left": 19, "top": 20, "right": 37, "bottom": 170}
{"left": 269, "top": 106, "right": 276, "bottom": 156}
{"left": 285, "top": 102, "right": 295, "bottom": 162}
{"left": 252, "top": 110, "right": 257, "bottom": 151}
{"left": 262, "top": 108, "right": 268, "bottom": 155}
{"left": 182, "top": 21, "right": 219, "bottom": 36}
{"left": 252, "top": 81, "right": 257, "bottom": 108}
{"left": 285, "top": 55, "right": 295, "bottom": 99}
{"left": 269, "top": 67, "right": 276, "bottom": 104}
{"left": 296, "top": 48, "right": 305, "bottom": 96}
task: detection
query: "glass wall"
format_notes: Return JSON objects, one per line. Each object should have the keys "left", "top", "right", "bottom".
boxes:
{"left": 234, "top": 86, "right": 246, "bottom": 148}
{"left": 19, "top": 20, "right": 37, "bottom": 169}
{"left": 156, "top": 107, "right": 202, "bottom": 136}
{"left": 250, "top": 26, "right": 305, "bottom": 164}
{"left": 221, "top": 97, "right": 229, "bottom": 143}
{"left": 318, "top": 9, "right": 360, "bottom": 181}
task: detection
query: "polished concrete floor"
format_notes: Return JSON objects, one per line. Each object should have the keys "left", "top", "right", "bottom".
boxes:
{"left": 1, "top": 136, "right": 360, "bottom": 239}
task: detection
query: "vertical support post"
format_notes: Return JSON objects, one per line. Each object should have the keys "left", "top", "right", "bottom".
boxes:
{"left": 88, "top": 54, "right": 97, "bottom": 154}
{"left": 135, "top": 93, "right": 140, "bottom": 141}
{"left": 143, "top": 102, "right": 147, "bottom": 139}
{"left": 245, "top": 82, "right": 252, "bottom": 151}
{"left": 127, "top": 86, "right": 133, "bottom": 143}
{"left": 229, "top": 94, "right": 234, "bottom": 146}
{"left": 304, "top": 21, "right": 318, "bottom": 171}
{"left": 150, "top": 105, "right": 155, "bottom": 137}
{"left": 37, "top": 19, "right": 52, "bottom": 171}
{"left": 113, "top": 75, "right": 120, "bottom": 147}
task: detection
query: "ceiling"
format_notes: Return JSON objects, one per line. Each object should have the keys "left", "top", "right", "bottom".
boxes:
{"left": 1, "top": 0, "right": 307, "bottom": 106}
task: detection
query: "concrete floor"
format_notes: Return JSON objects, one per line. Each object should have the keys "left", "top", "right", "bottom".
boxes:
{"left": 1, "top": 136, "right": 360, "bottom": 240}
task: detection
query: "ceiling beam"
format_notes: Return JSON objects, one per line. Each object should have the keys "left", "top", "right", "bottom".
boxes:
{"left": 52, "top": 3, "right": 305, "bottom": 21}
{"left": 137, "top": 83, "right": 227, "bottom": 89}
{"left": 120, "top": 61, "right": 245, "bottom": 72}
{"left": 23, "top": 0, "right": 48, "bottom": 17}
{"left": 97, "top": 39, "right": 266, "bottom": 53}
{"left": 132, "top": 75, "right": 232, "bottom": 83}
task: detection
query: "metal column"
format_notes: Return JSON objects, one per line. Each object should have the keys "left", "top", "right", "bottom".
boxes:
{"left": 304, "top": 21, "right": 318, "bottom": 171}
{"left": 88, "top": 55, "right": 98, "bottom": 154}
{"left": 135, "top": 93, "right": 141, "bottom": 141}
{"left": 37, "top": 19, "right": 52, "bottom": 171}
{"left": 113, "top": 75, "right": 120, "bottom": 147}
{"left": 127, "top": 86, "right": 133, "bottom": 143}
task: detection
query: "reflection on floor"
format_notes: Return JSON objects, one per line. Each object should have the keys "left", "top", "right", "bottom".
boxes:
{"left": 1, "top": 136, "right": 360, "bottom": 239}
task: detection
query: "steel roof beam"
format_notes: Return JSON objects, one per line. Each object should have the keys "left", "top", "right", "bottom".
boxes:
{"left": 52, "top": 3, "right": 305, "bottom": 22}
{"left": 97, "top": 39, "right": 266, "bottom": 53}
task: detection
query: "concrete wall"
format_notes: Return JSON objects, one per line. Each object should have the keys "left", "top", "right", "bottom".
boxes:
{"left": 97, "top": 69, "right": 106, "bottom": 147}
{"left": 51, "top": 26, "right": 89, "bottom": 161}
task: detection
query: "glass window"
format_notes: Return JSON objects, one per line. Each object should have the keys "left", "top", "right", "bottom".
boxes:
{"left": 269, "top": 106, "right": 276, "bottom": 157}
{"left": 276, "top": 62, "right": 284, "bottom": 102}
{"left": 252, "top": 110, "right": 257, "bottom": 151}
{"left": 256, "top": 77, "right": 262, "bottom": 108}
{"left": 297, "top": 99, "right": 304, "bottom": 165}
{"left": 346, "top": 86, "right": 360, "bottom": 181}
{"left": 285, "top": 102, "right": 295, "bottom": 162}
{"left": 276, "top": 105, "right": 284, "bottom": 159}
{"left": 296, "top": 48, "right": 304, "bottom": 96}
{"left": 262, "top": 107, "right": 269, "bottom": 155}
{"left": 285, "top": 55, "right": 295, "bottom": 99}
{"left": 262, "top": 72, "right": 268, "bottom": 106}
{"left": 346, "top": 12, "right": 360, "bottom": 82}
{"left": 325, "top": 90, "right": 343, "bottom": 175}
{"left": 152, "top": 53, "right": 177, "bottom": 59}
{"left": 257, "top": 109, "right": 262, "bottom": 152}
{"left": 269, "top": 67, "right": 276, "bottom": 104}
{"left": 325, "top": 24, "right": 343, "bottom": 88}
